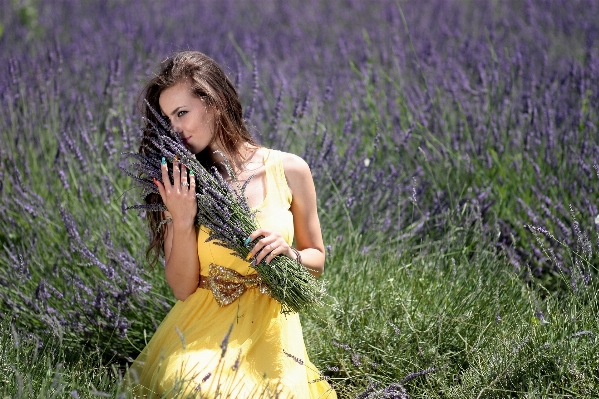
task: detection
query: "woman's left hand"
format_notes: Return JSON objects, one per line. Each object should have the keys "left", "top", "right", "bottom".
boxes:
{"left": 246, "top": 228, "right": 294, "bottom": 266}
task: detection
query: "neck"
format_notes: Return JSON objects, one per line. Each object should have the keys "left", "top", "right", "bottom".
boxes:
{"left": 198, "top": 141, "right": 258, "bottom": 178}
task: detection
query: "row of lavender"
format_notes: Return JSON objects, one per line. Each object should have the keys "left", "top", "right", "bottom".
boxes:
{"left": 1, "top": 0, "right": 598, "bottom": 361}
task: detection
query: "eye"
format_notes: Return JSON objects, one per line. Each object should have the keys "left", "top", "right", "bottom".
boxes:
{"left": 177, "top": 110, "right": 187, "bottom": 117}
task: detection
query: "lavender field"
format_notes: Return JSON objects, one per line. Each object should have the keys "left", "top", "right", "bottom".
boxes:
{"left": 1, "top": 0, "right": 599, "bottom": 397}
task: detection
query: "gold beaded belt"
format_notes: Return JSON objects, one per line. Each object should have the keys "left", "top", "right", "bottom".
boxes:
{"left": 199, "top": 264, "right": 271, "bottom": 306}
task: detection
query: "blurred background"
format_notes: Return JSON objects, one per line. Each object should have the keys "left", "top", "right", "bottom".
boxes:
{"left": 1, "top": 0, "right": 598, "bottom": 397}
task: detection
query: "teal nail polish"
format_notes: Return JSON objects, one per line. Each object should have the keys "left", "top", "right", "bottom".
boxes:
{"left": 244, "top": 237, "right": 251, "bottom": 246}
{"left": 161, "top": 157, "right": 166, "bottom": 165}
{"left": 190, "top": 170, "right": 195, "bottom": 176}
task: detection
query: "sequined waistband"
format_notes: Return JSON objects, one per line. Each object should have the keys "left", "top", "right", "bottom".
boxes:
{"left": 199, "top": 263, "right": 271, "bottom": 306}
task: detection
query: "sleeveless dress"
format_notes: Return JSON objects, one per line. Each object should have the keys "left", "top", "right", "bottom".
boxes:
{"left": 129, "top": 149, "right": 337, "bottom": 399}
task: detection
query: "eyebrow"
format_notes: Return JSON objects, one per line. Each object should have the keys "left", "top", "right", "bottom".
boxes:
{"left": 166, "top": 106, "right": 185, "bottom": 117}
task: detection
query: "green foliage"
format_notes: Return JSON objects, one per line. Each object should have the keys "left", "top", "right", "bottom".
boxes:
{"left": 1, "top": 0, "right": 598, "bottom": 397}
{"left": 11, "top": 0, "right": 42, "bottom": 40}
{"left": 0, "top": 319, "right": 125, "bottom": 398}
{"left": 0, "top": 72, "right": 175, "bottom": 361}
{"left": 303, "top": 205, "right": 599, "bottom": 397}
{"left": 3, "top": 206, "right": 598, "bottom": 397}
{"left": 3, "top": 42, "right": 598, "bottom": 399}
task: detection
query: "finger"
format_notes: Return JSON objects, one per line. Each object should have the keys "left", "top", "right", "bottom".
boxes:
{"left": 189, "top": 170, "right": 196, "bottom": 194}
{"left": 247, "top": 229, "right": 264, "bottom": 243}
{"left": 246, "top": 228, "right": 273, "bottom": 246}
{"left": 153, "top": 178, "right": 167, "bottom": 203}
{"left": 253, "top": 236, "right": 277, "bottom": 257}
{"left": 173, "top": 160, "right": 181, "bottom": 190}
{"left": 265, "top": 245, "right": 286, "bottom": 265}
{"left": 161, "top": 158, "right": 172, "bottom": 190}
{"left": 247, "top": 236, "right": 268, "bottom": 263}
{"left": 256, "top": 242, "right": 279, "bottom": 265}
{"left": 181, "top": 163, "right": 188, "bottom": 189}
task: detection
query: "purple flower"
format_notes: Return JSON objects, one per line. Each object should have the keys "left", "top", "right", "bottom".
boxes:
{"left": 282, "top": 349, "right": 304, "bottom": 366}
{"left": 401, "top": 367, "right": 437, "bottom": 383}
{"left": 220, "top": 324, "right": 233, "bottom": 358}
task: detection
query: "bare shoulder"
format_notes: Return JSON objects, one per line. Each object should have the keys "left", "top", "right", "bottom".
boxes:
{"left": 278, "top": 151, "right": 314, "bottom": 197}
{"left": 279, "top": 151, "right": 311, "bottom": 178}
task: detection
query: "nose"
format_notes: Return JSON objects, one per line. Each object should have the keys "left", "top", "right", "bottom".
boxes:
{"left": 169, "top": 120, "right": 183, "bottom": 134}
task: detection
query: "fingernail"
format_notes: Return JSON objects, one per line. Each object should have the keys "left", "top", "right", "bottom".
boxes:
{"left": 250, "top": 259, "right": 256, "bottom": 267}
{"left": 244, "top": 237, "right": 251, "bottom": 246}
{"left": 245, "top": 252, "right": 253, "bottom": 261}
{"left": 190, "top": 170, "right": 195, "bottom": 176}
{"left": 161, "top": 157, "right": 166, "bottom": 165}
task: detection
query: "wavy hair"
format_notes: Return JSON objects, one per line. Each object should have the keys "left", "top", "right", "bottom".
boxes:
{"left": 138, "top": 51, "right": 258, "bottom": 266}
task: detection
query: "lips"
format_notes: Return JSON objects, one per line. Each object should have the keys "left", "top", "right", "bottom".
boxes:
{"left": 182, "top": 136, "right": 191, "bottom": 144}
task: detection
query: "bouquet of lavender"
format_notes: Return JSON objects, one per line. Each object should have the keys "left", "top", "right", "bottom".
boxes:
{"left": 122, "top": 105, "right": 325, "bottom": 313}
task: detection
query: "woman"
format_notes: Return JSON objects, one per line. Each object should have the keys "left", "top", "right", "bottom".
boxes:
{"left": 128, "top": 51, "right": 336, "bottom": 398}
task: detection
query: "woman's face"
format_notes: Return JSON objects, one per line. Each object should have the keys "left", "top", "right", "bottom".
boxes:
{"left": 159, "top": 80, "right": 215, "bottom": 155}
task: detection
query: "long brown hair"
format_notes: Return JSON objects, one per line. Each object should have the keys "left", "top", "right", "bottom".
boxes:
{"left": 139, "top": 51, "right": 258, "bottom": 266}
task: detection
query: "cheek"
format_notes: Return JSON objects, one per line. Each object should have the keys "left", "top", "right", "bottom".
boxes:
{"left": 202, "top": 113, "right": 213, "bottom": 127}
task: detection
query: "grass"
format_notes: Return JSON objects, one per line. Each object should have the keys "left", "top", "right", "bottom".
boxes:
{"left": 2, "top": 82, "right": 599, "bottom": 397}
{"left": 2, "top": 204, "right": 598, "bottom": 397}
{"left": 309, "top": 204, "right": 599, "bottom": 397}
{"left": 0, "top": 319, "right": 123, "bottom": 398}
{"left": 2, "top": 0, "right": 599, "bottom": 397}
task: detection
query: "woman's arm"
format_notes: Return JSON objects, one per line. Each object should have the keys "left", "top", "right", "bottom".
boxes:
{"left": 155, "top": 161, "right": 200, "bottom": 301}
{"left": 162, "top": 211, "right": 200, "bottom": 301}
{"left": 284, "top": 153, "right": 325, "bottom": 277}
{"left": 247, "top": 153, "right": 325, "bottom": 277}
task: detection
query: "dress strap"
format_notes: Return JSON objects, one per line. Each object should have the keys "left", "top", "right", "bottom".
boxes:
{"left": 265, "top": 149, "right": 292, "bottom": 207}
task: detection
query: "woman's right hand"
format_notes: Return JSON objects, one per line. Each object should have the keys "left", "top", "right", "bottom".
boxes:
{"left": 154, "top": 158, "right": 197, "bottom": 227}
{"left": 154, "top": 157, "right": 200, "bottom": 301}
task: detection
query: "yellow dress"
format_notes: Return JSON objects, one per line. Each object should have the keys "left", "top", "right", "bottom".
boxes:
{"left": 129, "top": 149, "right": 337, "bottom": 399}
